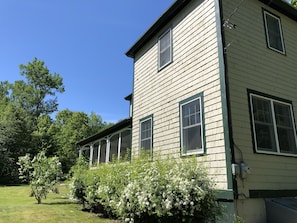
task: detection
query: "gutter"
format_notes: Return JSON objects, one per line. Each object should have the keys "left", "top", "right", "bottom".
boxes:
{"left": 259, "top": 0, "right": 297, "bottom": 22}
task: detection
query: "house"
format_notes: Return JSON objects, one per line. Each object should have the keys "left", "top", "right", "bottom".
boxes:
{"left": 77, "top": 95, "right": 132, "bottom": 165}
{"left": 78, "top": 0, "right": 297, "bottom": 222}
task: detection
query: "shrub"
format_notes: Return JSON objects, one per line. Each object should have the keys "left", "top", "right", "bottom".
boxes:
{"left": 69, "top": 156, "right": 89, "bottom": 206}
{"left": 70, "top": 155, "right": 222, "bottom": 222}
{"left": 17, "top": 150, "right": 62, "bottom": 204}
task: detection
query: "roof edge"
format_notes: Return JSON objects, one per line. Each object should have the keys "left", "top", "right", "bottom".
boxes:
{"left": 260, "top": 0, "right": 297, "bottom": 21}
{"left": 125, "top": 0, "right": 190, "bottom": 58}
{"left": 77, "top": 117, "right": 132, "bottom": 146}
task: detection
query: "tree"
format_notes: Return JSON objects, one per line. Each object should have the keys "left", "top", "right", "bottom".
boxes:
{"left": 0, "top": 100, "right": 32, "bottom": 183}
{"left": 11, "top": 57, "right": 64, "bottom": 119}
{"left": 32, "top": 115, "right": 58, "bottom": 157}
{"left": 17, "top": 151, "right": 62, "bottom": 204}
{"left": 88, "top": 111, "right": 107, "bottom": 135}
{"left": 291, "top": 0, "right": 297, "bottom": 7}
{"left": 0, "top": 58, "right": 64, "bottom": 184}
{"left": 53, "top": 110, "right": 107, "bottom": 173}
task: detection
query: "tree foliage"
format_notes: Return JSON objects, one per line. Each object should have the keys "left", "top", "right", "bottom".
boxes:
{"left": 291, "top": 0, "right": 297, "bottom": 7}
{"left": 17, "top": 151, "right": 62, "bottom": 204}
{"left": 0, "top": 100, "right": 32, "bottom": 182}
{"left": 15, "top": 58, "right": 64, "bottom": 118}
{"left": 54, "top": 110, "right": 108, "bottom": 173}
{"left": 0, "top": 58, "right": 108, "bottom": 184}
{"left": 0, "top": 58, "right": 64, "bottom": 183}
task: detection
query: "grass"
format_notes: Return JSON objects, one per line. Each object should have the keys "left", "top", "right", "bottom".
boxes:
{"left": 0, "top": 184, "right": 118, "bottom": 223}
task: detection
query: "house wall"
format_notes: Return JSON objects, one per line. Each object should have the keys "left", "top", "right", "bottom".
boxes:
{"left": 223, "top": 0, "right": 297, "bottom": 222}
{"left": 131, "top": 0, "right": 230, "bottom": 191}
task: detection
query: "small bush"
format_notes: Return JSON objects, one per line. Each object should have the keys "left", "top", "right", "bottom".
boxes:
{"left": 70, "top": 155, "right": 222, "bottom": 222}
{"left": 17, "top": 150, "right": 62, "bottom": 204}
{"left": 69, "top": 156, "right": 89, "bottom": 206}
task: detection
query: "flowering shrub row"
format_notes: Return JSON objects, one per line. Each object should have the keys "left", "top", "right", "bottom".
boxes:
{"left": 70, "top": 155, "right": 222, "bottom": 222}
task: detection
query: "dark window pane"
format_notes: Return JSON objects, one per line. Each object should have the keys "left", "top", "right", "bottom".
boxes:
{"left": 159, "top": 30, "right": 171, "bottom": 68}
{"left": 183, "top": 125, "right": 202, "bottom": 152}
{"left": 255, "top": 123, "right": 277, "bottom": 152}
{"left": 140, "top": 118, "right": 152, "bottom": 151}
{"left": 99, "top": 141, "right": 107, "bottom": 163}
{"left": 141, "top": 139, "right": 151, "bottom": 151}
{"left": 252, "top": 97, "right": 272, "bottom": 123}
{"left": 120, "top": 130, "right": 131, "bottom": 160}
{"left": 109, "top": 134, "right": 119, "bottom": 161}
{"left": 252, "top": 96, "right": 277, "bottom": 152}
{"left": 273, "top": 102, "right": 297, "bottom": 153}
{"left": 181, "top": 98, "right": 202, "bottom": 153}
{"left": 265, "top": 13, "right": 283, "bottom": 52}
{"left": 274, "top": 103, "right": 292, "bottom": 127}
{"left": 278, "top": 127, "right": 297, "bottom": 154}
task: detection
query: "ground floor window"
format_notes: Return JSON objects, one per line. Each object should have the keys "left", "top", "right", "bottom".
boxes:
{"left": 180, "top": 93, "right": 204, "bottom": 155}
{"left": 249, "top": 91, "right": 297, "bottom": 155}
{"left": 140, "top": 115, "right": 153, "bottom": 155}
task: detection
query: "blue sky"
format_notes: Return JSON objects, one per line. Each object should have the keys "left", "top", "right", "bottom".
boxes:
{"left": 0, "top": 0, "right": 174, "bottom": 123}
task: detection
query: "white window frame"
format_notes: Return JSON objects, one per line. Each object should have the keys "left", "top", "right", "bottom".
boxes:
{"left": 158, "top": 28, "right": 173, "bottom": 70}
{"left": 139, "top": 115, "right": 153, "bottom": 155}
{"left": 263, "top": 10, "right": 285, "bottom": 54}
{"left": 180, "top": 95, "right": 204, "bottom": 156}
{"left": 250, "top": 93, "right": 297, "bottom": 156}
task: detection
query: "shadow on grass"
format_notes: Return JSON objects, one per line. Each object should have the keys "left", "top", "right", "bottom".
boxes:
{"left": 41, "top": 200, "right": 76, "bottom": 205}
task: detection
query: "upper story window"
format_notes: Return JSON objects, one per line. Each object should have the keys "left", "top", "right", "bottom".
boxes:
{"left": 249, "top": 92, "right": 297, "bottom": 156}
{"left": 263, "top": 10, "right": 285, "bottom": 54}
{"left": 140, "top": 115, "right": 153, "bottom": 155}
{"left": 180, "top": 93, "right": 205, "bottom": 156}
{"left": 158, "top": 28, "right": 172, "bottom": 70}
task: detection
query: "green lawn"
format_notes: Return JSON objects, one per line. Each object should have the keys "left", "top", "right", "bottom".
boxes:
{"left": 0, "top": 184, "right": 118, "bottom": 223}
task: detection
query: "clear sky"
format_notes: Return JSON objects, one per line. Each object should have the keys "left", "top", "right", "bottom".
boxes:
{"left": 0, "top": 0, "right": 174, "bottom": 123}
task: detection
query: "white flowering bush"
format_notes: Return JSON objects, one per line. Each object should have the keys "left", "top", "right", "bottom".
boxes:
{"left": 70, "top": 155, "right": 222, "bottom": 222}
{"left": 17, "top": 150, "right": 62, "bottom": 204}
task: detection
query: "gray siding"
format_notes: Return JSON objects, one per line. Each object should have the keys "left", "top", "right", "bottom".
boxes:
{"left": 223, "top": 0, "right": 297, "bottom": 197}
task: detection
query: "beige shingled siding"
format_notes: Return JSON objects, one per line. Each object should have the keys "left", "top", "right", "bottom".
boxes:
{"left": 131, "top": 0, "right": 228, "bottom": 189}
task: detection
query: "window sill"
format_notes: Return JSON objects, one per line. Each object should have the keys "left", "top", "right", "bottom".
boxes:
{"left": 255, "top": 150, "right": 297, "bottom": 158}
{"left": 267, "top": 46, "right": 286, "bottom": 55}
{"left": 181, "top": 150, "right": 204, "bottom": 157}
{"left": 158, "top": 60, "right": 173, "bottom": 72}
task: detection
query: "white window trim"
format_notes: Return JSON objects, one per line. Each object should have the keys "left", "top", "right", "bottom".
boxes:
{"left": 158, "top": 28, "right": 173, "bottom": 70}
{"left": 263, "top": 10, "right": 285, "bottom": 54}
{"left": 139, "top": 116, "right": 153, "bottom": 155}
{"left": 250, "top": 93, "right": 297, "bottom": 157}
{"left": 180, "top": 96, "right": 204, "bottom": 156}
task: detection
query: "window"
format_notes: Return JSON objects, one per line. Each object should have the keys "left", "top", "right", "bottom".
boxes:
{"left": 140, "top": 115, "right": 153, "bottom": 154}
{"left": 249, "top": 93, "right": 297, "bottom": 155}
{"left": 180, "top": 94, "right": 204, "bottom": 155}
{"left": 158, "top": 28, "right": 172, "bottom": 70}
{"left": 263, "top": 10, "right": 285, "bottom": 54}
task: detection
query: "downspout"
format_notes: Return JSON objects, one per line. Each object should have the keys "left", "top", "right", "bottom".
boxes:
{"left": 217, "top": 0, "right": 238, "bottom": 199}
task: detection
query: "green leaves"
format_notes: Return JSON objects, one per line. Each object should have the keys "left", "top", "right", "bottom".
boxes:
{"left": 16, "top": 57, "right": 65, "bottom": 118}
{"left": 17, "top": 151, "right": 62, "bottom": 204}
{"left": 290, "top": 0, "right": 297, "bottom": 7}
{"left": 70, "top": 156, "right": 222, "bottom": 222}
{"left": 0, "top": 58, "right": 108, "bottom": 184}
